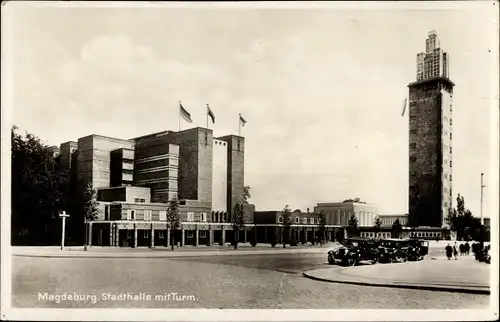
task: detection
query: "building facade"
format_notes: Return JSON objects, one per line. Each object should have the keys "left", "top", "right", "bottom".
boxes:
{"left": 59, "top": 127, "right": 250, "bottom": 247}
{"left": 408, "top": 31, "right": 454, "bottom": 228}
{"left": 314, "top": 201, "right": 378, "bottom": 227}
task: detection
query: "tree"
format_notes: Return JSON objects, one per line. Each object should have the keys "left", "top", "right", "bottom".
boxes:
{"left": 373, "top": 216, "right": 382, "bottom": 237}
{"left": 391, "top": 218, "right": 403, "bottom": 238}
{"left": 347, "top": 214, "right": 359, "bottom": 237}
{"left": 167, "top": 197, "right": 180, "bottom": 251}
{"left": 318, "top": 211, "right": 327, "bottom": 244}
{"left": 83, "top": 182, "right": 99, "bottom": 250}
{"left": 11, "top": 126, "right": 69, "bottom": 245}
{"left": 343, "top": 198, "right": 365, "bottom": 203}
{"left": 232, "top": 203, "right": 245, "bottom": 249}
{"left": 243, "top": 185, "right": 251, "bottom": 204}
{"left": 281, "top": 205, "right": 292, "bottom": 248}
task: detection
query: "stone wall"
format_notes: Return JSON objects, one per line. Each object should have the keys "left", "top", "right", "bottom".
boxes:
{"left": 218, "top": 135, "right": 245, "bottom": 220}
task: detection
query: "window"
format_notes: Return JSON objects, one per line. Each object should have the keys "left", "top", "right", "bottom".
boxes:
{"left": 450, "top": 133, "right": 452, "bottom": 140}
{"left": 158, "top": 231, "right": 164, "bottom": 239}
{"left": 302, "top": 217, "right": 308, "bottom": 224}
{"left": 144, "top": 230, "right": 149, "bottom": 238}
{"left": 128, "top": 210, "right": 135, "bottom": 220}
{"left": 200, "top": 230, "right": 207, "bottom": 238}
{"left": 295, "top": 217, "right": 300, "bottom": 224}
{"left": 450, "top": 160, "right": 452, "bottom": 167}
{"left": 200, "top": 212, "right": 207, "bottom": 222}
{"left": 450, "top": 119, "right": 452, "bottom": 125}
{"left": 144, "top": 210, "right": 152, "bottom": 221}
{"left": 444, "top": 202, "right": 448, "bottom": 207}
{"left": 450, "top": 175, "right": 452, "bottom": 181}
{"left": 316, "top": 218, "right": 320, "bottom": 224}
{"left": 450, "top": 146, "right": 452, "bottom": 153}
{"left": 134, "top": 198, "right": 146, "bottom": 203}
{"left": 159, "top": 211, "right": 167, "bottom": 221}
{"left": 187, "top": 212, "right": 194, "bottom": 222}
{"left": 187, "top": 231, "right": 194, "bottom": 238}
{"left": 127, "top": 230, "right": 132, "bottom": 238}
{"left": 277, "top": 216, "right": 283, "bottom": 223}
{"left": 310, "top": 218, "right": 315, "bottom": 224}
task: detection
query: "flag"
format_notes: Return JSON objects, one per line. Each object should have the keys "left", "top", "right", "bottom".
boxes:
{"left": 239, "top": 114, "right": 247, "bottom": 127}
{"left": 207, "top": 104, "right": 215, "bottom": 124}
{"left": 180, "top": 102, "right": 192, "bottom": 123}
{"left": 401, "top": 98, "right": 407, "bottom": 117}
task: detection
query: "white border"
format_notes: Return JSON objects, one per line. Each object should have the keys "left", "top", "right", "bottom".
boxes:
{"left": 1, "top": 1, "right": 499, "bottom": 321}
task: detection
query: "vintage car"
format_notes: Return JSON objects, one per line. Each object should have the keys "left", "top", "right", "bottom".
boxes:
{"left": 377, "top": 238, "right": 408, "bottom": 263}
{"left": 403, "top": 238, "right": 429, "bottom": 261}
{"left": 327, "top": 237, "right": 380, "bottom": 266}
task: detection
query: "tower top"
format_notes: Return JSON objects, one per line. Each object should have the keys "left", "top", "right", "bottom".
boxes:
{"left": 428, "top": 30, "right": 438, "bottom": 37}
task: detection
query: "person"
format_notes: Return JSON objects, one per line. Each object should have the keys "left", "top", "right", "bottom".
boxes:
{"left": 465, "top": 242, "right": 470, "bottom": 256}
{"left": 453, "top": 243, "right": 458, "bottom": 260}
{"left": 445, "top": 244, "right": 453, "bottom": 260}
{"left": 459, "top": 244, "right": 465, "bottom": 256}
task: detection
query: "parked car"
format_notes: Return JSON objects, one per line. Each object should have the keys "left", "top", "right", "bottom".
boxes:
{"left": 377, "top": 238, "right": 408, "bottom": 263}
{"left": 327, "top": 237, "right": 380, "bottom": 266}
{"left": 404, "top": 238, "right": 429, "bottom": 261}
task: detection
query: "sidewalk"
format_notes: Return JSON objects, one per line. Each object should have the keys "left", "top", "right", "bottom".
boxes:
{"left": 12, "top": 242, "right": 340, "bottom": 259}
{"left": 303, "top": 255, "right": 491, "bottom": 295}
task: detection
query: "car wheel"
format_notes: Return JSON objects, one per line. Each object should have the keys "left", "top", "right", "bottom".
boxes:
{"left": 347, "top": 257, "right": 357, "bottom": 267}
{"left": 328, "top": 255, "right": 335, "bottom": 265}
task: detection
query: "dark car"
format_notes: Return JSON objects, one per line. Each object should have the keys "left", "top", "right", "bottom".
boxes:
{"left": 403, "top": 238, "right": 429, "bottom": 261}
{"left": 377, "top": 238, "right": 408, "bottom": 263}
{"left": 327, "top": 237, "right": 380, "bottom": 266}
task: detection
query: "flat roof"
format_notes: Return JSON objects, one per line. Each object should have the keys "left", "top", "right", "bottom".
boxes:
{"left": 407, "top": 76, "right": 455, "bottom": 87}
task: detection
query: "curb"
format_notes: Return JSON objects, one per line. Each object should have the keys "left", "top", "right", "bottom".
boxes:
{"left": 12, "top": 248, "right": 330, "bottom": 259}
{"left": 302, "top": 271, "right": 490, "bottom": 295}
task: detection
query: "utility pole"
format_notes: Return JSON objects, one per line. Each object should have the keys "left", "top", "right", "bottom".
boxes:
{"left": 480, "top": 173, "right": 486, "bottom": 226}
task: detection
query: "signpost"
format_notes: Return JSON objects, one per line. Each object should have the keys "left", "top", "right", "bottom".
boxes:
{"left": 59, "top": 210, "right": 70, "bottom": 250}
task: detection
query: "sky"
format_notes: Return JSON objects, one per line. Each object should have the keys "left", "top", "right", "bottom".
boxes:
{"left": 2, "top": 1, "right": 498, "bottom": 216}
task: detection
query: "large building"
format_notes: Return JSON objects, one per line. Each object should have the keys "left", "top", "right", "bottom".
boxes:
{"left": 59, "top": 127, "right": 250, "bottom": 247}
{"left": 408, "top": 31, "right": 454, "bottom": 228}
{"left": 314, "top": 201, "right": 378, "bottom": 227}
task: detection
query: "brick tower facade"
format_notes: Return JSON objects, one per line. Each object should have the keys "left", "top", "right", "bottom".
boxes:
{"left": 408, "top": 31, "right": 454, "bottom": 228}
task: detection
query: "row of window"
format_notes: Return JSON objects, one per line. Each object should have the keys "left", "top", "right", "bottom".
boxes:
{"left": 134, "top": 198, "right": 146, "bottom": 203}
{"left": 126, "top": 230, "right": 207, "bottom": 239}
{"left": 278, "top": 216, "right": 319, "bottom": 224}
{"left": 361, "top": 232, "right": 391, "bottom": 238}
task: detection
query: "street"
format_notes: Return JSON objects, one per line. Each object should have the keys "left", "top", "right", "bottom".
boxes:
{"left": 12, "top": 250, "right": 489, "bottom": 309}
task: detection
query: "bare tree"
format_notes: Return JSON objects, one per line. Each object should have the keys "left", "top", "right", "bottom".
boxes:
{"left": 167, "top": 197, "right": 180, "bottom": 251}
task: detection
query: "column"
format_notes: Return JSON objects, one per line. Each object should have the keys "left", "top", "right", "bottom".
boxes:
{"left": 133, "top": 224, "right": 138, "bottom": 248}
{"left": 244, "top": 228, "right": 247, "bottom": 243}
{"left": 312, "top": 227, "right": 315, "bottom": 241}
{"left": 166, "top": 228, "right": 170, "bottom": 248}
{"left": 88, "top": 222, "right": 93, "bottom": 247}
{"left": 253, "top": 226, "right": 257, "bottom": 244}
{"left": 109, "top": 223, "right": 113, "bottom": 247}
{"left": 264, "top": 225, "right": 268, "bottom": 242}
{"left": 274, "top": 226, "right": 279, "bottom": 243}
{"left": 181, "top": 226, "right": 185, "bottom": 247}
{"left": 208, "top": 225, "right": 213, "bottom": 246}
{"left": 195, "top": 225, "right": 199, "bottom": 247}
{"left": 150, "top": 224, "right": 155, "bottom": 248}
{"left": 220, "top": 226, "right": 226, "bottom": 245}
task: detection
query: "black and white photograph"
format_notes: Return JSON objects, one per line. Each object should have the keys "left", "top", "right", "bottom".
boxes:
{"left": 1, "top": 1, "right": 498, "bottom": 321}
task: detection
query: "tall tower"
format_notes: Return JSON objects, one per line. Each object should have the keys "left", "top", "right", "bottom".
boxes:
{"left": 408, "top": 31, "right": 454, "bottom": 227}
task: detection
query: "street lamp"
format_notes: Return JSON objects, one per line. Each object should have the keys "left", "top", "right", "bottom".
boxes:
{"left": 59, "top": 210, "right": 70, "bottom": 250}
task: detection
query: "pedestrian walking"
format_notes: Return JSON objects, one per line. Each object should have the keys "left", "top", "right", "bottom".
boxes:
{"left": 459, "top": 244, "right": 465, "bottom": 256}
{"left": 445, "top": 244, "right": 453, "bottom": 260}
{"left": 453, "top": 244, "right": 458, "bottom": 260}
{"left": 465, "top": 242, "right": 470, "bottom": 256}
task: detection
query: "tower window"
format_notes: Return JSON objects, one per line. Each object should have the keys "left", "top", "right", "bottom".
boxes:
{"left": 450, "top": 133, "right": 452, "bottom": 140}
{"left": 450, "top": 175, "right": 452, "bottom": 181}
{"left": 450, "top": 146, "right": 452, "bottom": 153}
{"left": 450, "top": 160, "right": 452, "bottom": 167}
{"left": 450, "top": 119, "right": 452, "bottom": 126}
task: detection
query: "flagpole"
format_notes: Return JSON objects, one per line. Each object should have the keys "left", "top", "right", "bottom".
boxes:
{"left": 238, "top": 113, "right": 241, "bottom": 136}
{"left": 206, "top": 104, "right": 209, "bottom": 130}
{"left": 178, "top": 101, "right": 181, "bottom": 132}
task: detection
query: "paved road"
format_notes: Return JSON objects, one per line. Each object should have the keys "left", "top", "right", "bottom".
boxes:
{"left": 12, "top": 250, "right": 489, "bottom": 309}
